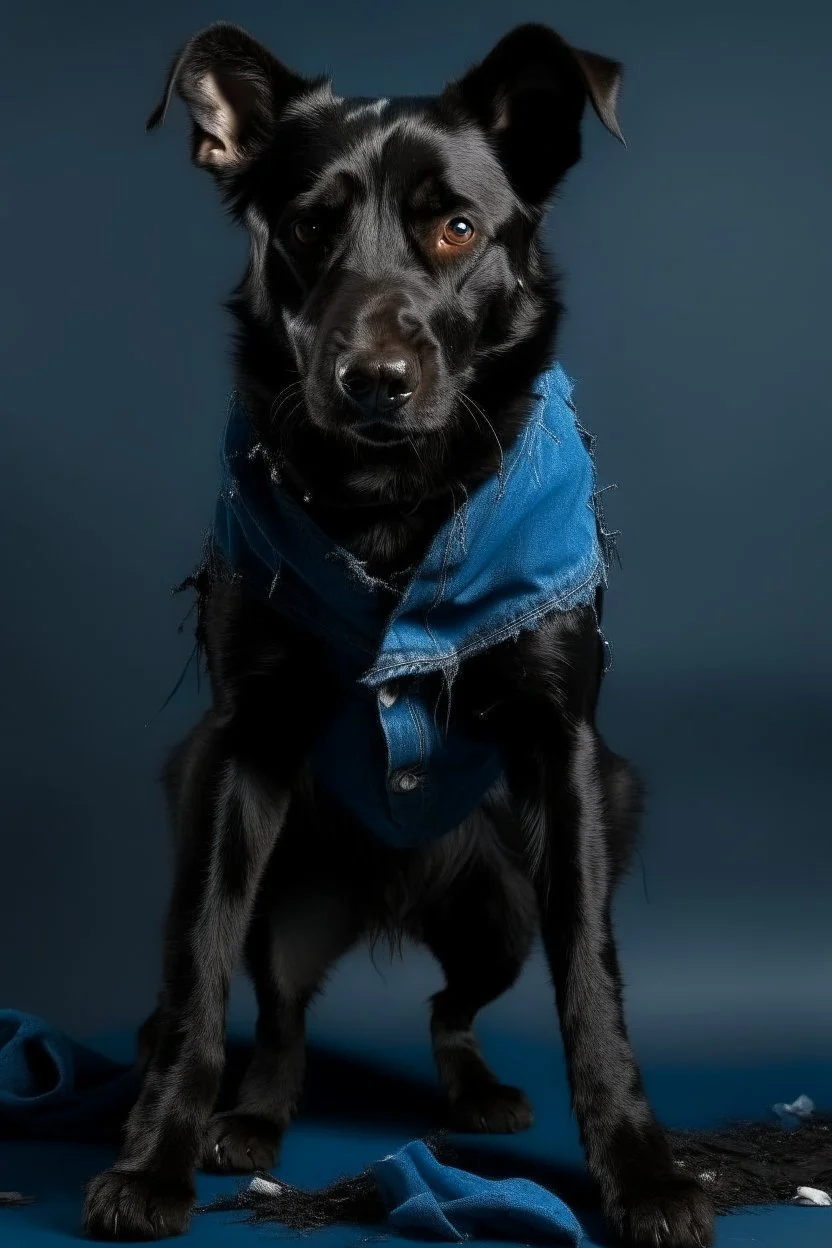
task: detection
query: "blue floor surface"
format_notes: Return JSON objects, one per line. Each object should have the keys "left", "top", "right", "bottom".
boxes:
{"left": 2, "top": 1027, "right": 830, "bottom": 1247}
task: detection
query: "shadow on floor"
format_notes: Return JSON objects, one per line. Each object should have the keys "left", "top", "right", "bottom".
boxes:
{"left": 1, "top": 1036, "right": 612, "bottom": 1242}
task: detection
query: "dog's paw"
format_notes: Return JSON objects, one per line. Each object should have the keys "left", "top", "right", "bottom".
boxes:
{"left": 83, "top": 1168, "right": 194, "bottom": 1241}
{"left": 610, "top": 1175, "right": 715, "bottom": 1247}
{"left": 201, "top": 1111, "right": 284, "bottom": 1173}
{"left": 450, "top": 1082, "right": 534, "bottom": 1134}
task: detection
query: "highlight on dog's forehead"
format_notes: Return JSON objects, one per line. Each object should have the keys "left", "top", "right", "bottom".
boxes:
{"left": 341, "top": 96, "right": 393, "bottom": 121}
{"left": 282, "top": 85, "right": 429, "bottom": 130}
{"left": 280, "top": 88, "right": 512, "bottom": 215}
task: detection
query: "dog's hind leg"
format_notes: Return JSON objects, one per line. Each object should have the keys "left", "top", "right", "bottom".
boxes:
{"left": 421, "top": 847, "right": 537, "bottom": 1133}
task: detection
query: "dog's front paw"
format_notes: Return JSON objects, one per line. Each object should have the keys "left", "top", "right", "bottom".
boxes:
{"left": 610, "top": 1174, "right": 715, "bottom": 1247}
{"left": 201, "top": 1111, "right": 284, "bottom": 1173}
{"left": 450, "top": 1082, "right": 534, "bottom": 1133}
{"left": 83, "top": 1168, "right": 194, "bottom": 1241}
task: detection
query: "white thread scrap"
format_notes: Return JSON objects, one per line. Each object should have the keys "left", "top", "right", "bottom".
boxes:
{"left": 249, "top": 1175, "right": 285, "bottom": 1196}
{"left": 793, "top": 1187, "right": 832, "bottom": 1207}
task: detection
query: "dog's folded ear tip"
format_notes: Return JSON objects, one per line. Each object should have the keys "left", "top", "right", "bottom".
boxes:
{"left": 600, "top": 114, "right": 626, "bottom": 147}
{"left": 596, "top": 120, "right": 626, "bottom": 147}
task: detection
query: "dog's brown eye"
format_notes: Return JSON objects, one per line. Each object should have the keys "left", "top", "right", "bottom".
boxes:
{"left": 292, "top": 217, "right": 323, "bottom": 245}
{"left": 442, "top": 217, "right": 475, "bottom": 246}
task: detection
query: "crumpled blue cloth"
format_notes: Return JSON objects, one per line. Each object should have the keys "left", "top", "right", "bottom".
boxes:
{"left": 0, "top": 1010, "right": 139, "bottom": 1140}
{"left": 371, "top": 1139, "right": 584, "bottom": 1243}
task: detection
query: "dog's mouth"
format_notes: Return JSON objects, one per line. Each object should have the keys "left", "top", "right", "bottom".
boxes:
{"left": 348, "top": 419, "right": 419, "bottom": 447}
{"left": 302, "top": 382, "right": 438, "bottom": 449}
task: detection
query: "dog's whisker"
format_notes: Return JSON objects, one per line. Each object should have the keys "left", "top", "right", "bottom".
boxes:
{"left": 406, "top": 431, "right": 429, "bottom": 478}
{"left": 459, "top": 392, "right": 505, "bottom": 477}
{"left": 269, "top": 381, "right": 305, "bottom": 424}
{"left": 464, "top": 394, "right": 505, "bottom": 469}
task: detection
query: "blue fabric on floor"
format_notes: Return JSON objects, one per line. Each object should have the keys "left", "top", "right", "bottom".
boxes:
{"left": 0, "top": 1010, "right": 138, "bottom": 1141}
{"left": 372, "top": 1138, "right": 583, "bottom": 1242}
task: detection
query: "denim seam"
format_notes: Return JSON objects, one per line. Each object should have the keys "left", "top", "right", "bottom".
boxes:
{"left": 423, "top": 509, "right": 456, "bottom": 661}
{"left": 366, "top": 557, "right": 603, "bottom": 682}
{"left": 404, "top": 696, "right": 427, "bottom": 768}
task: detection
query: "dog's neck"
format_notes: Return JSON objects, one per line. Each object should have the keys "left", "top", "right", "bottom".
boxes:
{"left": 236, "top": 391, "right": 517, "bottom": 579}
{"left": 233, "top": 336, "right": 559, "bottom": 577}
{"left": 270, "top": 446, "right": 468, "bottom": 576}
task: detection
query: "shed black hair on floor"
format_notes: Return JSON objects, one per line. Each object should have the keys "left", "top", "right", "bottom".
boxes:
{"left": 200, "top": 1118, "right": 832, "bottom": 1231}
{"left": 667, "top": 1115, "right": 832, "bottom": 1212}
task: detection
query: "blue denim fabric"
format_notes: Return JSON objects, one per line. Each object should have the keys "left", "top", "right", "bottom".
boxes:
{"left": 213, "top": 365, "right": 612, "bottom": 848}
{"left": 371, "top": 1138, "right": 583, "bottom": 1243}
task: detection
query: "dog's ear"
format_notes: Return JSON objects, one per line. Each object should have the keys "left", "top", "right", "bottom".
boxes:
{"left": 146, "top": 22, "right": 313, "bottom": 172}
{"left": 443, "top": 23, "right": 624, "bottom": 206}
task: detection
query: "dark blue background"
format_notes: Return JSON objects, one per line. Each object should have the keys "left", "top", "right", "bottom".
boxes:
{"left": 1, "top": 0, "right": 830, "bottom": 1064}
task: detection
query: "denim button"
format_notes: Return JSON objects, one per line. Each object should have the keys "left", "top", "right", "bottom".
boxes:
{"left": 378, "top": 681, "right": 399, "bottom": 709}
{"left": 389, "top": 768, "right": 422, "bottom": 794}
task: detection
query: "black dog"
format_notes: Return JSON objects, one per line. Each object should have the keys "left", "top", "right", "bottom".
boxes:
{"left": 83, "top": 22, "right": 714, "bottom": 1247}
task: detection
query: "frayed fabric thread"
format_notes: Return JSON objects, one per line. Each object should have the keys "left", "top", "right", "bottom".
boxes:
{"left": 324, "top": 548, "right": 400, "bottom": 596}
{"left": 144, "top": 533, "right": 241, "bottom": 726}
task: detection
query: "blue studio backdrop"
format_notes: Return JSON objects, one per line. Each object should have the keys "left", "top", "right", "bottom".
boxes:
{"left": 1, "top": 2, "right": 831, "bottom": 1247}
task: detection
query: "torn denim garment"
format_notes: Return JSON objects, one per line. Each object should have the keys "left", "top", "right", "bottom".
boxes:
{"left": 211, "top": 364, "right": 614, "bottom": 848}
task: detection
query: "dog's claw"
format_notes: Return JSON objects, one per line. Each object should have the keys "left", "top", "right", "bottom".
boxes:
{"left": 449, "top": 1084, "right": 534, "bottom": 1134}
{"left": 83, "top": 1168, "right": 194, "bottom": 1240}
{"left": 610, "top": 1174, "right": 714, "bottom": 1248}
{"left": 201, "top": 1112, "right": 282, "bottom": 1174}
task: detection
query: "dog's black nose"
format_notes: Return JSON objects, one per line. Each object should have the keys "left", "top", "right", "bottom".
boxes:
{"left": 336, "top": 350, "right": 420, "bottom": 417}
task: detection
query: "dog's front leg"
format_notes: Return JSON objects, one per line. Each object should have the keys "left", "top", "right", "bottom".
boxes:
{"left": 499, "top": 711, "right": 714, "bottom": 1247}
{"left": 82, "top": 716, "right": 293, "bottom": 1241}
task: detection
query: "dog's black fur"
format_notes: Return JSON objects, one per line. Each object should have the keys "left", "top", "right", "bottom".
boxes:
{"left": 83, "top": 22, "right": 714, "bottom": 1246}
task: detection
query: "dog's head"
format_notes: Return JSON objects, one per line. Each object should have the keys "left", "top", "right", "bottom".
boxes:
{"left": 149, "top": 23, "right": 622, "bottom": 502}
